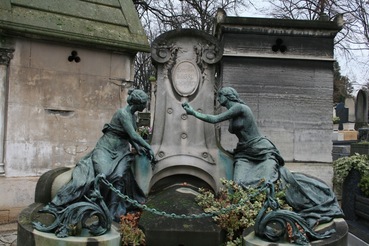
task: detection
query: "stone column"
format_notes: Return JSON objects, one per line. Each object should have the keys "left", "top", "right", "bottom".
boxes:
{"left": 0, "top": 47, "right": 14, "bottom": 175}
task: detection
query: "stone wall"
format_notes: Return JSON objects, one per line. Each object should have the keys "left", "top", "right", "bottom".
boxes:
{"left": 5, "top": 38, "right": 132, "bottom": 177}
{"left": 0, "top": 38, "right": 133, "bottom": 222}
{"left": 220, "top": 57, "right": 333, "bottom": 162}
{"left": 214, "top": 15, "right": 343, "bottom": 163}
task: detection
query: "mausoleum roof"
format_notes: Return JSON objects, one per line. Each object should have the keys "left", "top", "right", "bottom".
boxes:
{"left": 0, "top": 0, "right": 149, "bottom": 52}
{"left": 214, "top": 10, "right": 344, "bottom": 38}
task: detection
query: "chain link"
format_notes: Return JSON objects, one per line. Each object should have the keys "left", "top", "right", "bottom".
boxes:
{"left": 101, "top": 177, "right": 265, "bottom": 219}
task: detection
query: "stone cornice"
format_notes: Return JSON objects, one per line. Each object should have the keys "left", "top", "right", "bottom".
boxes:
{"left": 213, "top": 12, "right": 344, "bottom": 39}
{"left": 0, "top": 0, "right": 150, "bottom": 53}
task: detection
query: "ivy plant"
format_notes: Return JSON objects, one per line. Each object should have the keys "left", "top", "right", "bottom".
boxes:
{"left": 333, "top": 153, "right": 369, "bottom": 197}
{"left": 359, "top": 175, "right": 369, "bottom": 197}
{"left": 196, "top": 178, "right": 291, "bottom": 246}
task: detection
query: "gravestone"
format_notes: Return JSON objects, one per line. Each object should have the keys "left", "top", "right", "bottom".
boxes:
{"left": 134, "top": 29, "right": 233, "bottom": 195}
{"left": 335, "top": 102, "right": 348, "bottom": 131}
{"left": 345, "top": 98, "right": 355, "bottom": 123}
{"left": 355, "top": 89, "right": 369, "bottom": 130}
{"left": 137, "top": 29, "right": 233, "bottom": 246}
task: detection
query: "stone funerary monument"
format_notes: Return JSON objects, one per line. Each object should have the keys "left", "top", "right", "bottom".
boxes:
{"left": 213, "top": 11, "right": 343, "bottom": 164}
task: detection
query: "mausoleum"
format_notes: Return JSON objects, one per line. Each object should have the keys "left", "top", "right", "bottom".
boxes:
{"left": 0, "top": 0, "right": 148, "bottom": 223}
{"left": 213, "top": 10, "right": 343, "bottom": 163}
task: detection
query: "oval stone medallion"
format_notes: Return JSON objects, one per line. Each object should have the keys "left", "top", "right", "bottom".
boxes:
{"left": 172, "top": 61, "right": 200, "bottom": 96}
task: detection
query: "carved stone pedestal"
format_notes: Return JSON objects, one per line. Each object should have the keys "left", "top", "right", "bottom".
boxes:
{"left": 140, "top": 182, "right": 226, "bottom": 246}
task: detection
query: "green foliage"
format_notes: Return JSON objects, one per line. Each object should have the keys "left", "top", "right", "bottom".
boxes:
{"left": 120, "top": 212, "right": 146, "bottom": 246}
{"left": 333, "top": 154, "right": 369, "bottom": 197}
{"left": 333, "top": 116, "right": 340, "bottom": 124}
{"left": 333, "top": 62, "right": 354, "bottom": 103}
{"left": 196, "top": 178, "right": 291, "bottom": 245}
{"left": 359, "top": 175, "right": 369, "bottom": 197}
{"left": 224, "top": 236, "right": 243, "bottom": 246}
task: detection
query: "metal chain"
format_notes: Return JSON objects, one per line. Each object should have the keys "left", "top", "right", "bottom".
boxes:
{"left": 101, "top": 177, "right": 266, "bottom": 219}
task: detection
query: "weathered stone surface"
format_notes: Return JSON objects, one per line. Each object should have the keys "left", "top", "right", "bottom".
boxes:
{"left": 332, "top": 145, "right": 350, "bottom": 161}
{"left": 148, "top": 29, "right": 233, "bottom": 193}
{"left": 0, "top": 176, "right": 38, "bottom": 223}
{"left": 34, "top": 167, "right": 70, "bottom": 204}
{"left": 5, "top": 39, "right": 129, "bottom": 177}
{"left": 0, "top": 210, "right": 10, "bottom": 224}
{"left": 140, "top": 184, "right": 225, "bottom": 246}
{"left": 222, "top": 60, "right": 332, "bottom": 120}
{"left": 355, "top": 90, "right": 369, "bottom": 129}
{"left": 0, "top": 0, "right": 149, "bottom": 52}
{"left": 214, "top": 15, "right": 341, "bottom": 163}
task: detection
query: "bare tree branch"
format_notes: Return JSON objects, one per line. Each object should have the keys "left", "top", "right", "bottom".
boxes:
{"left": 132, "top": 0, "right": 253, "bottom": 94}
{"left": 268, "top": 0, "right": 369, "bottom": 91}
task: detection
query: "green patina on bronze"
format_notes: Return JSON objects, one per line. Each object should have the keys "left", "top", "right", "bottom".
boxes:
{"left": 0, "top": 0, "right": 149, "bottom": 52}
{"left": 183, "top": 86, "right": 344, "bottom": 243}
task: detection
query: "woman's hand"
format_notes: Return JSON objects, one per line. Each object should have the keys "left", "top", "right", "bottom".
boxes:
{"left": 144, "top": 148, "right": 157, "bottom": 170}
{"left": 148, "top": 149, "right": 156, "bottom": 162}
{"left": 182, "top": 102, "right": 195, "bottom": 116}
{"left": 135, "top": 146, "right": 147, "bottom": 156}
{"left": 141, "top": 147, "right": 156, "bottom": 163}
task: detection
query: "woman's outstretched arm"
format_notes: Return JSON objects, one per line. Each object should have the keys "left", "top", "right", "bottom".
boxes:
{"left": 182, "top": 102, "right": 241, "bottom": 124}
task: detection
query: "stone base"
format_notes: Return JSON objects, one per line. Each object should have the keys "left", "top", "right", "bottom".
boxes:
{"left": 347, "top": 219, "right": 369, "bottom": 244}
{"left": 140, "top": 183, "right": 225, "bottom": 246}
{"left": 0, "top": 176, "right": 39, "bottom": 224}
{"left": 340, "top": 130, "right": 358, "bottom": 141}
{"left": 350, "top": 143, "right": 369, "bottom": 155}
{"left": 243, "top": 218, "right": 348, "bottom": 246}
{"left": 17, "top": 203, "right": 121, "bottom": 246}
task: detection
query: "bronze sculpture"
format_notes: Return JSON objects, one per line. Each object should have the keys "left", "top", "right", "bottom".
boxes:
{"left": 183, "top": 86, "right": 343, "bottom": 227}
{"left": 34, "top": 89, "right": 155, "bottom": 237}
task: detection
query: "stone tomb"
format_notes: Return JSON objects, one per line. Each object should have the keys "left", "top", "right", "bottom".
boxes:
{"left": 213, "top": 12, "right": 343, "bottom": 163}
{"left": 18, "top": 27, "right": 348, "bottom": 245}
{"left": 136, "top": 29, "right": 233, "bottom": 246}
{"left": 18, "top": 29, "right": 233, "bottom": 246}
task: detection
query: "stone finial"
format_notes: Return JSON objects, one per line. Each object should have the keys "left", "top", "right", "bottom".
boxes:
{"left": 334, "top": 14, "right": 344, "bottom": 29}
{"left": 319, "top": 13, "right": 329, "bottom": 21}
{"left": 216, "top": 8, "right": 227, "bottom": 24}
